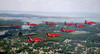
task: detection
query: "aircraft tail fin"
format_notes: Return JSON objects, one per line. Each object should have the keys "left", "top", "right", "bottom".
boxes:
{"left": 85, "top": 20, "right": 87, "bottom": 23}
{"left": 61, "top": 27, "right": 64, "bottom": 30}
{"left": 46, "top": 32, "right": 50, "bottom": 35}
{"left": 28, "top": 36, "right": 32, "bottom": 39}
{"left": 46, "top": 32, "right": 51, "bottom": 36}
{"left": 75, "top": 23, "right": 78, "bottom": 25}
{"left": 46, "top": 21, "right": 48, "bottom": 23}
{"left": 28, "top": 36, "right": 33, "bottom": 41}
{"left": 28, "top": 36, "right": 30, "bottom": 39}
{"left": 26, "top": 22, "right": 30, "bottom": 25}
{"left": 12, "top": 24, "right": 14, "bottom": 25}
{"left": 64, "top": 22, "right": 67, "bottom": 25}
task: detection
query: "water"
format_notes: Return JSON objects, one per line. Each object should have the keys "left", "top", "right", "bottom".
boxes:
{"left": 0, "top": 11, "right": 100, "bottom": 24}
{"left": 0, "top": 17, "right": 99, "bottom": 24}
{"left": 0, "top": 11, "right": 100, "bottom": 17}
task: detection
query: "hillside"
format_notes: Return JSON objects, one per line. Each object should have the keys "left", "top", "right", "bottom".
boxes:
{"left": 0, "top": 19, "right": 100, "bottom": 54}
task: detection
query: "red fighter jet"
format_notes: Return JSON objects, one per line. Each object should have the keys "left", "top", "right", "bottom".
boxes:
{"left": 61, "top": 28, "right": 75, "bottom": 32}
{"left": 46, "top": 32, "right": 62, "bottom": 37}
{"left": 46, "top": 22, "right": 56, "bottom": 25}
{"left": 12, "top": 24, "right": 22, "bottom": 27}
{"left": 27, "top": 22, "right": 38, "bottom": 26}
{"left": 75, "top": 23, "right": 87, "bottom": 27}
{"left": 64, "top": 22, "right": 75, "bottom": 25}
{"left": 28, "top": 36, "right": 46, "bottom": 43}
{"left": 85, "top": 20, "right": 96, "bottom": 24}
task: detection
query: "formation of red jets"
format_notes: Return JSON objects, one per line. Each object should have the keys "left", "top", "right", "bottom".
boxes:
{"left": 12, "top": 20, "right": 96, "bottom": 43}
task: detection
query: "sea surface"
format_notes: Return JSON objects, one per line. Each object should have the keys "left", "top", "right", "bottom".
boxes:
{"left": 0, "top": 11, "right": 100, "bottom": 24}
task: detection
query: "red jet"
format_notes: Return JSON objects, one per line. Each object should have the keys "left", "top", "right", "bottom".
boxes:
{"left": 27, "top": 22, "right": 38, "bottom": 26}
{"left": 12, "top": 24, "right": 22, "bottom": 27}
{"left": 28, "top": 36, "right": 46, "bottom": 43}
{"left": 61, "top": 28, "right": 75, "bottom": 32}
{"left": 64, "top": 22, "right": 75, "bottom": 25}
{"left": 46, "top": 32, "right": 62, "bottom": 37}
{"left": 46, "top": 22, "right": 56, "bottom": 25}
{"left": 85, "top": 20, "right": 96, "bottom": 24}
{"left": 75, "top": 24, "right": 87, "bottom": 27}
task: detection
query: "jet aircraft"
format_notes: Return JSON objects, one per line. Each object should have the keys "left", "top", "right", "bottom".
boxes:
{"left": 28, "top": 36, "right": 46, "bottom": 42}
{"left": 64, "top": 22, "right": 75, "bottom": 25}
{"left": 46, "top": 22, "right": 56, "bottom": 25}
{"left": 61, "top": 28, "right": 75, "bottom": 32}
{"left": 27, "top": 22, "right": 38, "bottom": 26}
{"left": 85, "top": 20, "right": 96, "bottom": 24}
{"left": 46, "top": 32, "right": 62, "bottom": 37}
{"left": 75, "top": 24, "right": 87, "bottom": 27}
{"left": 12, "top": 24, "right": 22, "bottom": 27}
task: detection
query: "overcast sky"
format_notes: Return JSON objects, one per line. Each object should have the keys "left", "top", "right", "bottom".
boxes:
{"left": 0, "top": 0, "right": 100, "bottom": 13}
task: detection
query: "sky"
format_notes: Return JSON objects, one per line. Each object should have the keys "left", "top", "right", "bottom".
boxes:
{"left": 0, "top": 0, "right": 100, "bottom": 13}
